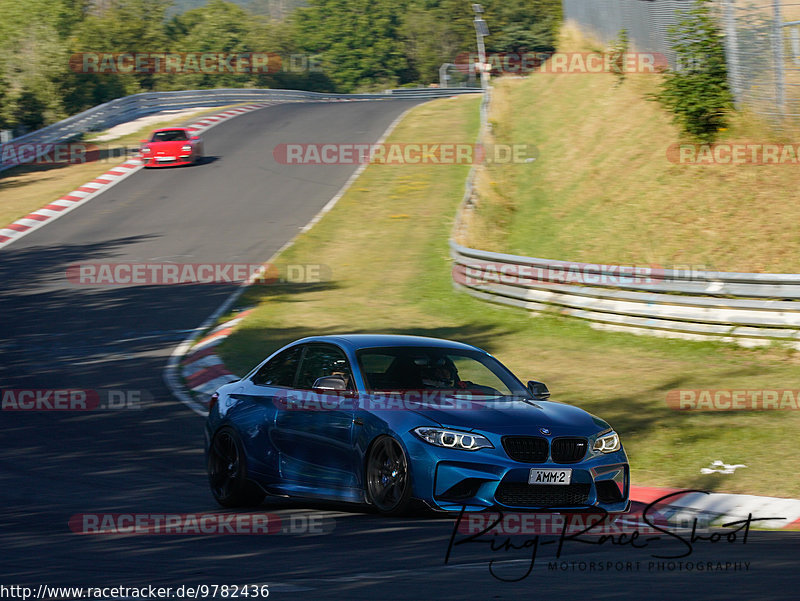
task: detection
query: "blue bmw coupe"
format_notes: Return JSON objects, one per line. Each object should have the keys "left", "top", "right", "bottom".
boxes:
{"left": 205, "top": 335, "right": 629, "bottom": 516}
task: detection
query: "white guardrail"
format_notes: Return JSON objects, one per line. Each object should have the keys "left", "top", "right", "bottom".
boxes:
{"left": 451, "top": 88, "right": 800, "bottom": 348}
{"left": 0, "top": 86, "right": 480, "bottom": 174}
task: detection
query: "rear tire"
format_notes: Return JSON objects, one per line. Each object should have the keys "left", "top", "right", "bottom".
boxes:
{"left": 207, "top": 427, "right": 265, "bottom": 508}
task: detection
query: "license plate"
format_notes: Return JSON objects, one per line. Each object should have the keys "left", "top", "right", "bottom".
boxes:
{"left": 156, "top": 156, "right": 175, "bottom": 162}
{"left": 529, "top": 468, "right": 572, "bottom": 485}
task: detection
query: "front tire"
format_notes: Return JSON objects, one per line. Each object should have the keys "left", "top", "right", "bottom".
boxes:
{"left": 365, "top": 436, "right": 412, "bottom": 516}
{"left": 207, "top": 427, "right": 265, "bottom": 508}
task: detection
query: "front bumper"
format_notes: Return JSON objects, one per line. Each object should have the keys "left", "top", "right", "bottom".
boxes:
{"left": 405, "top": 436, "right": 629, "bottom": 513}
{"left": 141, "top": 154, "right": 195, "bottom": 167}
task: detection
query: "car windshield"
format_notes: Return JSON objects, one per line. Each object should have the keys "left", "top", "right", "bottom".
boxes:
{"left": 356, "top": 346, "right": 529, "bottom": 398}
{"left": 151, "top": 130, "right": 189, "bottom": 142}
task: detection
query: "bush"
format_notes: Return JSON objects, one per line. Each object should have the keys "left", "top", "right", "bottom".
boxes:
{"left": 608, "top": 28, "right": 629, "bottom": 86}
{"left": 658, "top": 0, "right": 733, "bottom": 142}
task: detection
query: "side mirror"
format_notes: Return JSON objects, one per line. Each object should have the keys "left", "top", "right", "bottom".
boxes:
{"left": 312, "top": 376, "right": 347, "bottom": 392}
{"left": 191, "top": 136, "right": 200, "bottom": 140}
{"left": 527, "top": 380, "right": 550, "bottom": 400}
{"left": 140, "top": 139, "right": 147, "bottom": 144}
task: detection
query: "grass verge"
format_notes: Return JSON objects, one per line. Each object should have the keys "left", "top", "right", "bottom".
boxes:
{"left": 214, "top": 93, "right": 800, "bottom": 499}
{"left": 466, "top": 25, "right": 800, "bottom": 274}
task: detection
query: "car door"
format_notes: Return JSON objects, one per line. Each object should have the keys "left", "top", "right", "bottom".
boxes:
{"left": 272, "top": 343, "right": 358, "bottom": 489}
{"left": 230, "top": 344, "right": 304, "bottom": 481}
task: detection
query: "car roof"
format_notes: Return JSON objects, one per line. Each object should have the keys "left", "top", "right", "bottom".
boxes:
{"left": 152, "top": 127, "right": 191, "bottom": 133}
{"left": 291, "top": 334, "right": 485, "bottom": 353}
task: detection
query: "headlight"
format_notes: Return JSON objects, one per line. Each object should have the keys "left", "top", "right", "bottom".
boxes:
{"left": 141, "top": 146, "right": 151, "bottom": 153}
{"left": 412, "top": 427, "right": 493, "bottom": 451}
{"left": 593, "top": 430, "right": 621, "bottom": 453}
{"left": 181, "top": 145, "right": 192, "bottom": 152}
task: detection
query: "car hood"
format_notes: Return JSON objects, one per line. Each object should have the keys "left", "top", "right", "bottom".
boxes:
{"left": 403, "top": 397, "right": 608, "bottom": 436}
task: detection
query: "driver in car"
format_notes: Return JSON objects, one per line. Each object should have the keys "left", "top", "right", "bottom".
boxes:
{"left": 420, "top": 357, "right": 459, "bottom": 388}
{"left": 419, "top": 357, "right": 497, "bottom": 396}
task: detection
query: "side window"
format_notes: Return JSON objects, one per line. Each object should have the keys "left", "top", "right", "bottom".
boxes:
{"left": 252, "top": 346, "right": 302, "bottom": 387}
{"left": 295, "top": 344, "right": 353, "bottom": 390}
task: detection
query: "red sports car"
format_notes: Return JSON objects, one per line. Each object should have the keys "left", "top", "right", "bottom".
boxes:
{"left": 140, "top": 127, "right": 204, "bottom": 167}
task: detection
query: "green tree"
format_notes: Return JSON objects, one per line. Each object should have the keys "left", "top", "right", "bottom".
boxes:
{"left": 399, "top": 0, "right": 479, "bottom": 84}
{"left": 68, "top": 0, "right": 172, "bottom": 97}
{"left": 0, "top": 0, "right": 76, "bottom": 133}
{"left": 248, "top": 16, "right": 336, "bottom": 92}
{"left": 400, "top": 8, "right": 462, "bottom": 84}
{"left": 0, "top": 0, "right": 567, "bottom": 132}
{"left": 399, "top": 0, "right": 562, "bottom": 85}
{"left": 658, "top": 0, "right": 732, "bottom": 141}
{"left": 293, "top": 0, "right": 411, "bottom": 92}
{"left": 0, "top": 74, "right": 7, "bottom": 131}
{"left": 167, "top": 0, "right": 262, "bottom": 89}
{"left": 489, "top": 22, "right": 554, "bottom": 55}
{"left": 486, "top": 0, "right": 560, "bottom": 53}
